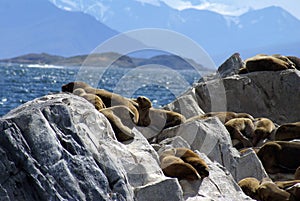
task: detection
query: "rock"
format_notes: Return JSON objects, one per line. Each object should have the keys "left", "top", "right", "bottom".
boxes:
{"left": 217, "top": 53, "right": 244, "bottom": 78}
{"left": 156, "top": 117, "right": 268, "bottom": 181}
{"left": 193, "top": 69, "right": 300, "bottom": 124}
{"left": 164, "top": 94, "right": 205, "bottom": 119}
{"left": 0, "top": 93, "right": 182, "bottom": 201}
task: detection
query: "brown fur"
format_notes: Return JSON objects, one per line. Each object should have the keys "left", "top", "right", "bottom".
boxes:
{"left": 238, "top": 177, "right": 261, "bottom": 200}
{"left": 286, "top": 56, "right": 300, "bottom": 70}
{"left": 160, "top": 148, "right": 209, "bottom": 179}
{"left": 225, "top": 118, "right": 255, "bottom": 147}
{"left": 73, "top": 88, "right": 106, "bottom": 110}
{"left": 244, "top": 54, "right": 295, "bottom": 73}
{"left": 134, "top": 96, "right": 186, "bottom": 130}
{"left": 252, "top": 118, "right": 275, "bottom": 146}
{"left": 187, "top": 111, "right": 254, "bottom": 124}
{"left": 100, "top": 106, "right": 135, "bottom": 142}
{"left": 62, "top": 81, "right": 139, "bottom": 124}
{"left": 275, "top": 122, "right": 300, "bottom": 141}
{"left": 258, "top": 178, "right": 290, "bottom": 201}
{"left": 257, "top": 141, "right": 300, "bottom": 174}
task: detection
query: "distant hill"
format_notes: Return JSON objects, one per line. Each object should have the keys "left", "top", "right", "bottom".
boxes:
{"left": 0, "top": 52, "right": 210, "bottom": 70}
{"left": 0, "top": 0, "right": 118, "bottom": 59}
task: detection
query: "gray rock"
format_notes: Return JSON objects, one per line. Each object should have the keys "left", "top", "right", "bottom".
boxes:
{"left": 156, "top": 117, "right": 268, "bottom": 181}
{"left": 193, "top": 69, "right": 300, "bottom": 124}
{"left": 0, "top": 93, "right": 183, "bottom": 201}
{"left": 217, "top": 53, "right": 244, "bottom": 78}
{"left": 164, "top": 94, "right": 205, "bottom": 119}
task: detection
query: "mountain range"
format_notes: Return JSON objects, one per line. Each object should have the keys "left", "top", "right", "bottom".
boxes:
{"left": 0, "top": 0, "right": 118, "bottom": 59}
{"left": 1, "top": 0, "right": 300, "bottom": 65}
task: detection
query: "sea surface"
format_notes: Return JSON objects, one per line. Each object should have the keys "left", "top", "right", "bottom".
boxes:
{"left": 0, "top": 63, "right": 211, "bottom": 117}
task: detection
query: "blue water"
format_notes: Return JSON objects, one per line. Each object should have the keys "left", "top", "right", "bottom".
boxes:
{"left": 0, "top": 63, "right": 210, "bottom": 117}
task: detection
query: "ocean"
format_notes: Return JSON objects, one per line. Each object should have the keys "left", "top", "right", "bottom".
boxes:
{"left": 0, "top": 63, "right": 211, "bottom": 117}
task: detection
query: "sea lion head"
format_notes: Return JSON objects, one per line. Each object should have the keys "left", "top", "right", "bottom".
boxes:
{"left": 137, "top": 96, "right": 152, "bottom": 110}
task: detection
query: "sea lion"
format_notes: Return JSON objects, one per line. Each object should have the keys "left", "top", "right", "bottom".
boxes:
{"left": 159, "top": 148, "right": 209, "bottom": 179}
{"left": 224, "top": 117, "right": 255, "bottom": 147}
{"left": 73, "top": 88, "right": 106, "bottom": 110}
{"left": 160, "top": 155, "right": 201, "bottom": 180}
{"left": 134, "top": 96, "right": 185, "bottom": 130}
{"left": 244, "top": 54, "right": 295, "bottom": 72}
{"left": 257, "top": 178, "right": 290, "bottom": 201}
{"left": 275, "top": 122, "right": 300, "bottom": 141}
{"left": 252, "top": 118, "right": 276, "bottom": 146}
{"left": 187, "top": 111, "right": 254, "bottom": 124}
{"left": 99, "top": 106, "right": 135, "bottom": 142}
{"left": 257, "top": 141, "right": 300, "bottom": 174}
{"left": 62, "top": 81, "right": 139, "bottom": 124}
{"left": 286, "top": 56, "right": 300, "bottom": 70}
{"left": 238, "top": 177, "right": 291, "bottom": 201}
{"left": 238, "top": 177, "right": 261, "bottom": 200}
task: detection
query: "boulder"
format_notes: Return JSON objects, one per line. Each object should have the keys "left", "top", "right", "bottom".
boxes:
{"left": 217, "top": 52, "right": 244, "bottom": 78}
{"left": 0, "top": 93, "right": 183, "bottom": 201}
{"left": 156, "top": 117, "right": 268, "bottom": 181}
{"left": 193, "top": 69, "right": 300, "bottom": 124}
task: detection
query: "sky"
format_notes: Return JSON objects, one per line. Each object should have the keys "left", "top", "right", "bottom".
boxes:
{"left": 139, "top": 0, "right": 300, "bottom": 20}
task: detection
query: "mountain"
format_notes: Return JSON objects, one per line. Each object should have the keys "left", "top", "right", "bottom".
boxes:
{"left": 50, "top": 1, "right": 300, "bottom": 65}
{"left": 0, "top": 0, "right": 119, "bottom": 59}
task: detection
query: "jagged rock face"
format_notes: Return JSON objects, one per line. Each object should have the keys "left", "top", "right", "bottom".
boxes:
{"left": 193, "top": 69, "right": 300, "bottom": 124}
{"left": 0, "top": 93, "right": 182, "bottom": 201}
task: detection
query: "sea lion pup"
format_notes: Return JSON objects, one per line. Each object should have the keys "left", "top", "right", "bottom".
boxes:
{"left": 244, "top": 54, "right": 295, "bottom": 72}
{"left": 187, "top": 111, "right": 254, "bottom": 124}
{"left": 224, "top": 117, "right": 255, "bottom": 147}
{"left": 73, "top": 88, "right": 106, "bottom": 110}
{"left": 62, "top": 81, "right": 139, "bottom": 124}
{"left": 133, "top": 96, "right": 185, "bottom": 129}
{"left": 99, "top": 106, "right": 135, "bottom": 142}
{"left": 159, "top": 147, "right": 209, "bottom": 179}
{"left": 252, "top": 118, "right": 276, "bottom": 146}
{"left": 257, "top": 141, "right": 300, "bottom": 174}
{"left": 275, "top": 122, "right": 300, "bottom": 141}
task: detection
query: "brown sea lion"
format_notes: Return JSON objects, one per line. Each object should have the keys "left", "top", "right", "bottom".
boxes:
{"left": 99, "top": 106, "right": 135, "bottom": 142}
{"left": 257, "top": 178, "right": 290, "bottom": 201}
{"left": 62, "top": 81, "right": 139, "bottom": 124}
{"left": 257, "top": 141, "right": 300, "bottom": 174}
{"left": 159, "top": 148, "right": 209, "bottom": 179}
{"left": 73, "top": 88, "right": 106, "bottom": 110}
{"left": 187, "top": 111, "right": 254, "bottom": 124}
{"left": 160, "top": 155, "right": 200, "bottom": 180}
{"left": 224, "top": 117, "right": 255, "bottom": 147}
{"left": 238, "top": 177, "right": 261, "bottom": 200}
{"left": 244, "top": 54, "right": 295, "bottom": 72}
{"left": 238, "top": 177, "right": 291, "bottom": 201}
{"left": 275, "top": 122, "right": 300, "bottom": 141}
{"left": 134, "top": 96, "right": 185, "bottom": 130}
{"left": 286, "top": 56, "right": 300, "bottom": 70}
{"left": 252, "top": 118, "right": 276, "bottom": 146}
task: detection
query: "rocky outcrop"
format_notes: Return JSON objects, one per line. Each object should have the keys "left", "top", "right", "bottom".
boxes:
{"left": 0, "top": 93, "right": 263, "bottom": 200}
{"left": 0, "top": 94, "right": 182, "bottom": 201}
{"left": 190, "top": 69, "right": 300, "bottom": 124}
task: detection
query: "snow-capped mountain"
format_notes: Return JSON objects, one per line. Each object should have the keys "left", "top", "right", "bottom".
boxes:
{"left": 50, "top": 0, "right": 300, "bottom": 64}
{"left": 0, "top": 0, "right": 118, "bottom": 59}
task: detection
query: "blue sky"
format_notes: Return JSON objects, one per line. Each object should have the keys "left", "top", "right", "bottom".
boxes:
{"left": 138, "top": 0, "right": 300, "bottom": 19}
